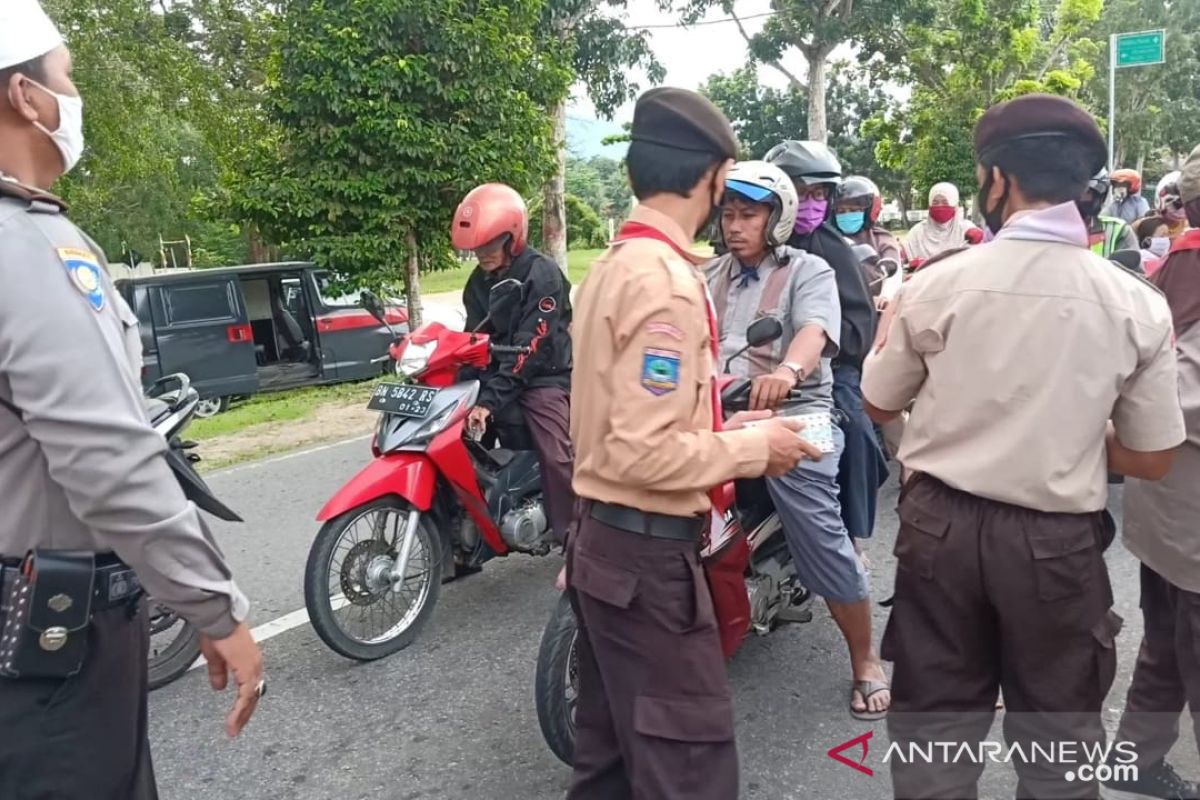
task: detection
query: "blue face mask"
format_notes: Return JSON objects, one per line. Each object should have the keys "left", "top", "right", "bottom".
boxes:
{"left": 835, "top": 211, "right": 866, "bottom": 235}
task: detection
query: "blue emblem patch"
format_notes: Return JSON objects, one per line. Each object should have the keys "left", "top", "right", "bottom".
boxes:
{"left": 641, "top": 348, "right": 681, "bottom": 395}
{"left": 57, "top": 247, "right": 105, "bottom": 311}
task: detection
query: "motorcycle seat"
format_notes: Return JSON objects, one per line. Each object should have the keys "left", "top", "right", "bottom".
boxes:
{"left": 489, "top": 448, "right": 516, "bottom": 468}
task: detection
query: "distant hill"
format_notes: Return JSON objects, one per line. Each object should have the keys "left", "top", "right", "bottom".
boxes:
{"left": 566, "top": 116, "right": 628, "bottom": 160}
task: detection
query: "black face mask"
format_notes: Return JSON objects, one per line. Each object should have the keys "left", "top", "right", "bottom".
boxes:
{"left": 1076, "top": 191, "right": 1106, "bottom": 222}
{"left": 697, "top": 170, "right": 724, "bottom": 239}
{"left": 977, "top": 170, "right": 1010, "bottom": 235}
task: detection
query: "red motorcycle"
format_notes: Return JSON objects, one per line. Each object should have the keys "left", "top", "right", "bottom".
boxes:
{"left": 304, "top": 281, "right": 557, "bottom": 661}
{"left": 534, "top": 316, "right": 814, "bottom": 765}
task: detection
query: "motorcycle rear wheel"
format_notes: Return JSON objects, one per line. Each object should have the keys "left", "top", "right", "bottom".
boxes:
{"left": 147, "top": 598, "right": 201, "bottom": 691}
{"left": 304, "top": 498, "right": 443, "bottom": 662}
{"left": 535, "top": 591, "right": 579, "bottom": 766}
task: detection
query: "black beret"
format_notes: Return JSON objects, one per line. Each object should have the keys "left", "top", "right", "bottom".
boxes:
{"left": 630, "top": 87, "right": 738, "bottom": 160}
{"left": 974, "top": 94, "right": 1107, "bottom": 172}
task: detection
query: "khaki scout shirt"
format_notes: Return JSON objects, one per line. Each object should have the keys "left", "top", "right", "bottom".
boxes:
{"left": 0, "top": 181, "right": 248, "bottom": 638}
{"left": 863, "top": 202, "right": 1185, "bottom": 513}
{"left": 570, "top": 205, "right": 770, "bottom": 517}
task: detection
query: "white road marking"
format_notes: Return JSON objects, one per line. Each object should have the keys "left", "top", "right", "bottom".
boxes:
{"left": 188, "top": 595, "right": 350, "bottom": 671}
{"left": 211, "top": 435, "right": 372, "bottom": 477}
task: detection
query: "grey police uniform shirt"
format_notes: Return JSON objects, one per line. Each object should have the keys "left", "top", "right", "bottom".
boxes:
{"left": 0, "top": 190, "right": 248, "bottom": 638}
{"left": 706, "top": 246, "right": 840, "bottom": 415}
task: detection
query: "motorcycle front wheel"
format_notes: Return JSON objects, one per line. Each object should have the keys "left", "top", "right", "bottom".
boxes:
{"left": 147, "top": 598, "right": 201, "bottom": 690}
{"left": 304, "top": 498, "right": 443, "bottom": 661}
{"left": 535, "top": 591, "right": 579, "bottom": 766}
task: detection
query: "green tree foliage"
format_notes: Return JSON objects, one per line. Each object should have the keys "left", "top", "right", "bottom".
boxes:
{"left": 538, "top": 0, "right": 665, "bottom": 270}
{"left": 1080, "top": 0, "right": 1200, "bottom": 172}
{"left": 528, "top": 193, "right": 609, "bottom": 249}
{"left": 867, "top": 0, "right": 1104, "bottom": 204}
{"left": 565, "top": 156, "right": 629, "bottom": 220}
{"left": 232, "top": 0, "right": 570, "bottom": 326}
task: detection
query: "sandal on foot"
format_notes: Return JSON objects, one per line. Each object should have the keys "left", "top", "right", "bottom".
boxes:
{"left": 850, "top": 679, "right": 891, "bottom": 721}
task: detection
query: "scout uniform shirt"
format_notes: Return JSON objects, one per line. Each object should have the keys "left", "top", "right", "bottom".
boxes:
{"left": 570, "top": 205, "right": 771, "bottom": 517}
{"left": 863, "top": 201, "right": 1186, "bottom": 514}
{"left": 0, "top": 178, "right": 248, "bottom": 637}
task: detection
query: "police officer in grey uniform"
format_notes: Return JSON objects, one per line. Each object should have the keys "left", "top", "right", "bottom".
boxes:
{"left": 0, "top": 4, "right": 264, "bottom": 798}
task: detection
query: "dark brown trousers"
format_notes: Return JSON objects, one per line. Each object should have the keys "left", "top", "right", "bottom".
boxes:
{"left": 0, "top": 602, "right": 158, "bottom": 800}
{"left": 566, "top": 508, "right": 738, "bottom": 800}
{"left": 883, "top": 475, "right": 1121, "bottom": 800}
{"left": 1114, "top": 563, "right": 1200, "bottom": 767}
{"left": 518, "top": 386, "right": 576, "bottom": 544}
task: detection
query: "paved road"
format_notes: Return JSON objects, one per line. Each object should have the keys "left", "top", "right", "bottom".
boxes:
{"left": 149, "top": 439, "right": 1198, "bottom": 799}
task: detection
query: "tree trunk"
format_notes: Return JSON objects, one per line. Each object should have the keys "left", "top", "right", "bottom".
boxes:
{"left": 542, "top": 98, "right": 569, "bottom": 274}
{"left": 1135, "top": 153, "right": 1146, "bottom": 177}
{"left": 806, "top": 50, "right": 830, "bottom": 143}
{"left": 897, "top": 192, "right": 909, "bottom": 227}
{"left": 405, "top": 231, "right": 423, "bottom": 330}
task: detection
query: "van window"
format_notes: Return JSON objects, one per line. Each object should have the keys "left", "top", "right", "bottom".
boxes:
{"left": 163, "top": 282, "right": 237, "bottom": 325}
{"left": 314, "top": 271, "right": 359, "bottom": 308}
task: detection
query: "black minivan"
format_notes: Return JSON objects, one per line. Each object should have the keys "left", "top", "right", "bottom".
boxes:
{"left": 117, "top": 262, "right": 407, "bottom": 416}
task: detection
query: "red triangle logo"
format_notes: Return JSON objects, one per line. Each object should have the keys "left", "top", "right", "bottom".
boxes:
{"left": 827, "top": 731, "right": 875, "bottom": 777}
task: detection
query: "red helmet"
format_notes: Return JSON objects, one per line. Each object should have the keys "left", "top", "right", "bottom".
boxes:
{"left": 1111, "top": 168, "right": 1142, "bottom": 194}
{"left": 451, "top": 183, "right": 528, "bottom": 255}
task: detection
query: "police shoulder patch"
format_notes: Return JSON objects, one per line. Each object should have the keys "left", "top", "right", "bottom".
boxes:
{"left": 641, "top": 348, "right": 681, "bottom": 396}
{"left": 57, "top": 247, "right": 105, "bottom": 311}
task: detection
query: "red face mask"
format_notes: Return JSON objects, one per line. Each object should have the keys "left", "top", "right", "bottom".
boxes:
{"left": 928, "top": 205, "right": 957, "bottom": 225}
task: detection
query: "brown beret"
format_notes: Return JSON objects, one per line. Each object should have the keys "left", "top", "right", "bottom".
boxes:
{"left": 630, "top": 87, "right": 738, "bottom": 160}
{"left": 1180, "top": 144, "right": 1200, "bottom": 204}
{"left": 974, "top": 94, "right": 1107, "bottom": 172}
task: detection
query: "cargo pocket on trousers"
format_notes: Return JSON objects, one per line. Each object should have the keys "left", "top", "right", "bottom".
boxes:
{"left": 1027, "top": 520, "right": 1097, "bottom": 602}
{"left": 634, "top": 694, "right": 735, "bottom": 743}
{"left": 894, "top": 493, "right": 949, "bottom": 580}
{"left": 1091, "top": 609, "right": 1123, "bottom": 698}
{"left": 645, "top": 552, "right": 712, "bottom": 635}
{"left": 570, "top": 548, "right": 638, "bottom": 610}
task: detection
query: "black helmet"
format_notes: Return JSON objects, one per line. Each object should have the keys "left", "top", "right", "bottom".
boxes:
{"left": 763, "top": 140, "right": 843, "bottom": 186}
{"left": 837, "top": 175, "right": 883, "bottom": 223}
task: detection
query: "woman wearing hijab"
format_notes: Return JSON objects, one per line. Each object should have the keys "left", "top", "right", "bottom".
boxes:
{"left": 905, "top": 182, "right": 982, "bottom": 265}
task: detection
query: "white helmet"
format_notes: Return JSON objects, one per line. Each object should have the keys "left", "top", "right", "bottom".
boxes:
{"left": 1157, "top": 170, "right": 1183, "bottom": 212}
{"left": 723, "top": 160, "right": 799, "bottom": 247}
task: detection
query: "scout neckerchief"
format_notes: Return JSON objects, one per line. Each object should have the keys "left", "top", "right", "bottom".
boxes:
{"left": 612, "top": 220, "right": 732, "bottom": 516}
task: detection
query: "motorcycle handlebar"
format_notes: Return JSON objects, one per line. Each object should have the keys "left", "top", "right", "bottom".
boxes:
{"left": 491, "top": 344, "right": 531, "bottom": 355}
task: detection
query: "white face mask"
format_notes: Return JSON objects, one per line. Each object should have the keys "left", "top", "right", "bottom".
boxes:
{"left": 27, "top": 80, "right": 84, "bottom": 175}
{"left": 1147, "top": 237, "right": 1171, "bottom": 258}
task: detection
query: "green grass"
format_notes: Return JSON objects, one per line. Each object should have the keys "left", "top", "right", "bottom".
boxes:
{"left": 188, "top": 379, "right": 378, "bottom": 440}
{"left": 419, "top": 248, "right": 605, "bottom": 295}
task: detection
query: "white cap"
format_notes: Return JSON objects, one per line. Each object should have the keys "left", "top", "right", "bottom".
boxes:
{"left": 0, "top": 0, "right": 63, "bottom": 71}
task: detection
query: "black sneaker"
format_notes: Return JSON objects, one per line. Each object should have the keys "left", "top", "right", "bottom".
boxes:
{"left": 1103, "top": 759, "right": 1200, "bottom": 800}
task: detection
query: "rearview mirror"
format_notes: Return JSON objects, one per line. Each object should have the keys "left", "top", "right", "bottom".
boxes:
{"left": 851, "top": 243, "right": 880, "bottom": 269}
{"left": 1110, "top": 249, "right": 1145, "bottom": 275}
{"left": 488, "top": 278, "right": 525, "bottom": 325}
{"left": 746, "top": 316, "right": 783, "bottom": 348}
{"left": 360, "top": 290, "right": 388, "bottom": 325}
{"left": 878, "top": 257, "right": 900, "bottom": 278}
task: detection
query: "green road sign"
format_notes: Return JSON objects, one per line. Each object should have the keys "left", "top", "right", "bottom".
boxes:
{"left": 1116, "top": 30, "right": 1166, "bottom": 68}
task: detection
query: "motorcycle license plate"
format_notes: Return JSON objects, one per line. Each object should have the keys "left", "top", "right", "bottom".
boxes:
{"left": 367, "top": 383, "right": 438, "bottom": 418}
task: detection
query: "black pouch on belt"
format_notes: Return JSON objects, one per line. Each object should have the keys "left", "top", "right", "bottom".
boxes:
{"left": 0, "top": 550, "right": 95, "bottom": 679}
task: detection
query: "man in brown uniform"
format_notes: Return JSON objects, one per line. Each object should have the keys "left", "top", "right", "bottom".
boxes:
{"left": 567, "top": 88, "right": 819, "bottom": 799}
{"left": 864, "top": 94, "right": 1186, "bottom": 799}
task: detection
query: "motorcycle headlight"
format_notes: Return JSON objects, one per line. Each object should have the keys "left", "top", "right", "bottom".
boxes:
{"left": 397, "top": 341, "right": 437, "bottom": 377}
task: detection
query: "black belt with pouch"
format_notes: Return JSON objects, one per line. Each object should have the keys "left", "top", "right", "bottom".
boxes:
{"left": 0, "top": 551, "right": 142, "bottom": 679}
{"left": 589, "top": 501, "right": 705, "bottom": 542}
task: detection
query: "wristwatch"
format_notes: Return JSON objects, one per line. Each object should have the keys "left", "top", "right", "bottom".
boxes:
{"left": 779, "top": 361, "right": 806, "bottom": 385}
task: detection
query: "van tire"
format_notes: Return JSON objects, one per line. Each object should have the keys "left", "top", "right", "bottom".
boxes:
{"left": 194, "top": 396, "right": 229, "bottom": 418}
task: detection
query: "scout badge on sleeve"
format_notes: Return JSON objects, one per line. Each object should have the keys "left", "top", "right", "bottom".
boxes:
{"left": 57, "top": 247, "right": 105, "bottom": 311}
{"left": 641, "top": 348, "right": 681, "bottom": 395}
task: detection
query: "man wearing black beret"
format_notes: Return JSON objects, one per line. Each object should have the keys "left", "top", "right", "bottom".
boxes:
{"left": 863, "top": 94, "right": 1187, "bottom": 799}
{"left": 564, "top": 86, "right": 820, "bottom": 799}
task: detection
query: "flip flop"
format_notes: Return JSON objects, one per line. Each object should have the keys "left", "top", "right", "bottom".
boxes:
{"left": 850, "top": 679, "right": 891, "bottom": 721}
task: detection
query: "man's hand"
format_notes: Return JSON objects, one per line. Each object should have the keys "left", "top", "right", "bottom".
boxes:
{"left": 750, "top": 368, "right": 796, "bottom": 411}
{"left": 725, "top": 409, "right": 774, "bottom": 430}
{"left": 761, "top": 417, "right": 824, "bottom": 477}
{"left": 467, "top": 406, "right": 491, "bottom": 436}
{"left": 198, "top": 623, "right": 265, "bottom": 738}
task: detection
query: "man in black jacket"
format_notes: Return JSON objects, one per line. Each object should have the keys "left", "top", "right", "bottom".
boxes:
{"left": 451, "top": 183, "right": 576, "bottom": 546}
{"left": 766, "top": 141, "right": 888, "bottom": 565}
